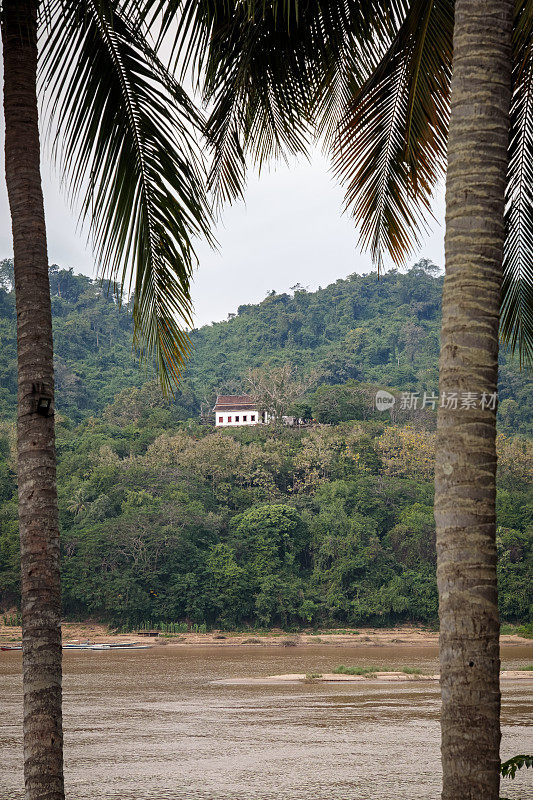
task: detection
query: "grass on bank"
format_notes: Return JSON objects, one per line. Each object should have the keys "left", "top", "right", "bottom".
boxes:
{"left": 500, "top": 623, "right": 533, "bottom": 638}
{"left": 333, "top": 665, "right": 379, "bottom": 676}
{"left": 332, "top": 665, "right": 428, "bottom": 676}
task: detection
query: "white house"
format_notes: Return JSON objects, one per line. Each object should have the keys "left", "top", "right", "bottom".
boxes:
{"left": 213, "top": 395, "right": 267, "bottom": 427}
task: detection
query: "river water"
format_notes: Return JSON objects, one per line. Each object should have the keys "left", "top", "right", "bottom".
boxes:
{"left": 1, "top": 644, "right": 532, "bottom": 800}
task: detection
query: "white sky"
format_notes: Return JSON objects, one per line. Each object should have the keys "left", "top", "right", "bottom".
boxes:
{"left": 0, "top": 138, "right": 445, "bottom": 327}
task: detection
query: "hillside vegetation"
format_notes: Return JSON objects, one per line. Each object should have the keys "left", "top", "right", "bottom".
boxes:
{"left": 0, "top": 259, "right": 531, "bottom": 628}
{"left": 0, "top": 258, "right": 530, "bottom": 435}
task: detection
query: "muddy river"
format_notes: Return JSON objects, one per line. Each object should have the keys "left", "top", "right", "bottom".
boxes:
{"left": 1, "top": 644, "right": 532, "bottom": 799}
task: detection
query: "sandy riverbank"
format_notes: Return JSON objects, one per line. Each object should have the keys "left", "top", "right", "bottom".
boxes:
{"left": 215, "top": 670, "right": 533, "bottom": 685}
{"left": 1, "top": 621, "right": 531, "bottom": 648}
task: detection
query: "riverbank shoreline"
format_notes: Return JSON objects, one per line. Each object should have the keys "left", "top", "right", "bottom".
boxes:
{"left": 215, "top": 670, "right": 533, "bottom": 685}
{"left": 1, "top": 621, "right": 531, "bottom": 648}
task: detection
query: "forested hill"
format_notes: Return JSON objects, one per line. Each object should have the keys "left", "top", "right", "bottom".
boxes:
{"left": 0, "top": 258, "right": 531, "bottom": 628}
{"left": 0, "top": 257, "right": 530, "bottom": 435}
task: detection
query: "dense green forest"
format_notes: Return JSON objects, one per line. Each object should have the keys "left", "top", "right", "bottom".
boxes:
{"left": 0, "top": 260, "right": 531, "bottom": 627}
{"left": 0, "top": 258, "right": 530, "bottom": 435}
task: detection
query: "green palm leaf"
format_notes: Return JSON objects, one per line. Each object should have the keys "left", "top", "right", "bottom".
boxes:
{"left": 40, "top": 0, "right": 213, "bottom": 392}
{"left": 143, "top": 0, "right": 409, "bottom": 207}
{"left": 502, "top": 0, "right": 533, "bottom": 367}
{"left": 331, "top": 0, "right": 452, "bottom": 269}
{"left": 203, "top": 3, "right": 313, "bottom": 208}
{"left": 329, "top": 0, "right": 532, "bottom": 364}
{"left": 139, "top": 0, "right": 313, "bottom": 208}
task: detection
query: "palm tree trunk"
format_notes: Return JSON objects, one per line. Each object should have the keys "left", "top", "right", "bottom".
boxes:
{"left": 436, "top": 1, "right": 513, "bottom": 798}
{"left": 1, "top": 2, "right": 65, "bottom": 798}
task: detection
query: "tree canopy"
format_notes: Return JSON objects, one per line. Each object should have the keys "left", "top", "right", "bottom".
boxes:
{"left": 0, "top": 264, "right": 530, "bottom": 629}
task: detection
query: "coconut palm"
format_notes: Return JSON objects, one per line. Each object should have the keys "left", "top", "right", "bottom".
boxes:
{"left": 66, "top": 489, "right": 86, "bottom": 516}
{"left": 1, "top": 1, "right": 211, "bottom": 798}
{"left": 435, "top": 4, "right": 513, "bottom": 797}
{"left": 142, "top": 1, "right": 531, "bottom": 797}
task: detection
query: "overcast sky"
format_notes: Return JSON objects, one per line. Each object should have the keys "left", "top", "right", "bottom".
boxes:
{"left": 0, "top": 140, "right": 445, "bottom": 328}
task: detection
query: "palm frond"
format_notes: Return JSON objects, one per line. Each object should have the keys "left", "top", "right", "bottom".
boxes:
{"left": 331, "top": 0, "right": 452, "bottom": 269}
{"left": 203, "top": 0, "right": 417, "bottom": 208}
{"left": 137, "top": 0, "right": 410, "bottom": 208}
{"left": 200, "top": 1, "right": 315, "bottom": 209}
{"left": 501, "top": 0, "right": 533, "bottom": 367}
{"left": 40, "top": 0, "right": 213, "bottom": 392}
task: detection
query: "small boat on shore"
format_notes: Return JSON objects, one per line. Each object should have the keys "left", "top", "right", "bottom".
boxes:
{"left": 108, "top": 642, "right": 145, "bottom": 648}
{"left": 63, "top": 642, "right": 152, "bottom": 651}
{"left": 2, "top": 642, "right": 152, "bottom": 652}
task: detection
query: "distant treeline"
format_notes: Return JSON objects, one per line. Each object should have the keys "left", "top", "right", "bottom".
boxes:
{"left": 0, "top": 258, "right": 531, "bottom": 436}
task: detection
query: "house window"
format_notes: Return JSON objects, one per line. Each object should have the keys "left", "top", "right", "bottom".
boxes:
{"left": 235, "top": 415, "right": 240, "bottom": 422}
{"left": 251, "top": 414, "right": 255, "bottom": 421}
{"left": 218, "top": 416, "right": 223, "bottom": 423}
{"left": 227, "top": 416, "right": 232, "bottom": 423}
{"left": 243, "top": 415, "right": 247, "bottom": 422}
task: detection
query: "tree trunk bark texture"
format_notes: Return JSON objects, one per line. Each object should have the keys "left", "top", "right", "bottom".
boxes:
{"left": 1, "top": 1, "right": 65, "bottom": 798}
{"left": 437, "top": 1, "right": 513, "bottom": 799}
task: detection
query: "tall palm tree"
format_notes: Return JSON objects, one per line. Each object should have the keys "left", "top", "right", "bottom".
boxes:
{"left": 143, "top": 1, "right": 531, "bottom": 797}
{"left": 330, "top": 9, "right": 530, "bottom": 794}
{"left": 1, "top": 2, "right": 211, "bottom": 798}
{"left": 437, "top": 3, "right": 513, "bottom": 796}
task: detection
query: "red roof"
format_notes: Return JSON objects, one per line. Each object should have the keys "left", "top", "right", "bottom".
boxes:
{"left": 213, "top": 394, "right": 257, "bottom": 410}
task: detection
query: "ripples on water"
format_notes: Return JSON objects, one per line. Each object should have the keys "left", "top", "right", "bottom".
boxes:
{"left": 1, "top": 645, "right": 532, "bottom": 800}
